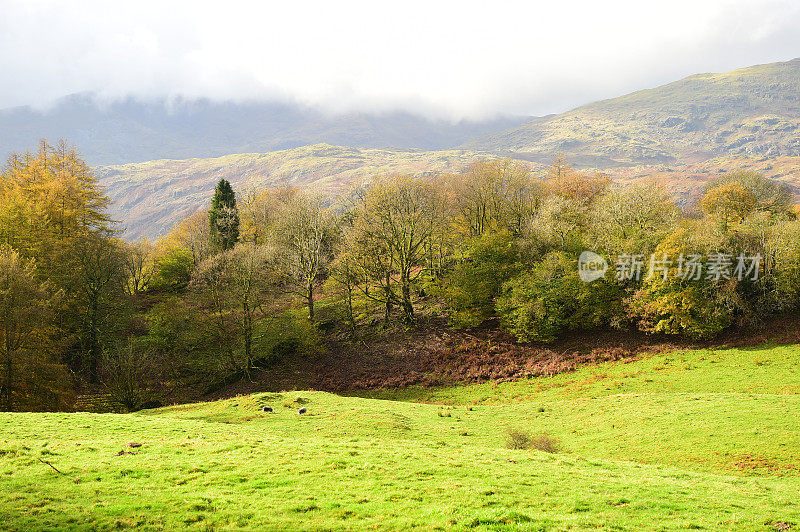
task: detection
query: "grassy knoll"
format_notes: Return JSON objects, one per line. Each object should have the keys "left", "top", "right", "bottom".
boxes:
{"left": 1, "top": 344, "right": 799, "bottom": 530}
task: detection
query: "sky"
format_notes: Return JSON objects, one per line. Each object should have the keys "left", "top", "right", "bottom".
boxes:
{"left": 2, "top": 0, "right": 800, "bottom": 120}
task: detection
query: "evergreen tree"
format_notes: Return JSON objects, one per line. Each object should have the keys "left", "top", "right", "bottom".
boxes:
{"left": 209, "top": 179, "right": 240, "bottom": 250}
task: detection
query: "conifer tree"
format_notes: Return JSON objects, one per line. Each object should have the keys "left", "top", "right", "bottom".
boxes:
{"left": 209, "top": 179, "right": 240, "bottom": 250}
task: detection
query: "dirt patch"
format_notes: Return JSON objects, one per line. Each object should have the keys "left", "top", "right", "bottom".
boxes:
{"left": 731, "top": 453, "right": 798, "bottom": 475}
{"left": 205, "top": 312, "right": 800, "bottom": 400}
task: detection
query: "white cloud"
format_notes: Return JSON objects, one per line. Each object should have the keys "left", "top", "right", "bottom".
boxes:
{"left": 1, "top": 0, "right": 799, "bottom": 119}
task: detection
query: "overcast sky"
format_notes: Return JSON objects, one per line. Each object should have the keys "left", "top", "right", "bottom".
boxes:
{"left": 2, "top": 0, "right": 799, "bottom": 120}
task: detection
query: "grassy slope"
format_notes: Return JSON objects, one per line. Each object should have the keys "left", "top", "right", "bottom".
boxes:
{"left": 466, "top": 58, "right": 800, "bottom": 166}
{"left": 1, "top": 344, "right": 799, "bottom": 530}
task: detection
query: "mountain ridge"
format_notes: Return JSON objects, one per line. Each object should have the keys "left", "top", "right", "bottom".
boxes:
{"left": 94, "top": 143, "right": 513, "bottom": 240}
{"left": 464, "top": 57, "right": 800, "bottom": 166}
{"left": 0, "top": 94, "right": 530, "bottom": 165}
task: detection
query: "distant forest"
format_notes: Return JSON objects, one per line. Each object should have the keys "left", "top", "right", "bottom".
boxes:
{"left": 1, "top": 140, "right": 798, "bottom": 412}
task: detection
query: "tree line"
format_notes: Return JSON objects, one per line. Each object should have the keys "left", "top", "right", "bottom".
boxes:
{"left": 1, "top": 141, "right": 798, "bottom": 411}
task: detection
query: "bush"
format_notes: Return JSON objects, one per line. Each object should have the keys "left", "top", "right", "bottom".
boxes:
{"left": 497, "top": 252, "right": 622, "bottom": 342}
{"left": 442, "top": 230, "right": 519, "bottom": 328}
{"left": 150, "top": 248, "right": 193, "bottom": 292}
{"left": 505, "top": 428, "right": 562, "bottom": 453}
{"left": 529, "top": 432, "right": 562, "bottom": 453}
{"left": 505, "top": 428, "right": 532, "bottom": 450}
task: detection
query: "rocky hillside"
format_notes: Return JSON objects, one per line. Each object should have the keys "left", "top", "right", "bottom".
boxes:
{"left": 95, "top": 144, "right": 512, "bottom": 240}
{"left": 465, "top": 58, "right": 800, "bottom": 167}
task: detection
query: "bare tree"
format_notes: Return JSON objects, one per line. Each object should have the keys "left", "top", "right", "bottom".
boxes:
{"left": 273, "top": 195, "right": 336, "bottom": 322}
{"left": 102, "top": 338, "right": 153, "bottom": 411}
{"left": 123, "top": 239, "right": 155, "bottom": 295}
{"left": 351, "top": 176, "right": 444, "bottom": 323}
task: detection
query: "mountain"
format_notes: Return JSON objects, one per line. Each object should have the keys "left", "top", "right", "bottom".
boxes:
{"left": 465, "top": 58, "right": 800, "bottom": 167}
{"left": 18, "top": 58, "right": 800, "bottom": 239}
{"left": 0, "top": 94, "right": 529, "bottom": 165}
{"left": 94, "top": 144, "right": 513, "bottom": 240}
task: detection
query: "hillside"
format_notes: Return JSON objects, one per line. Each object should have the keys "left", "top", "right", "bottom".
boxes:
{"left": 2, "top": 343, "right": 798, "bottom": 529}
{"left": 0, "top": 94, "right": 528, "bottom": 165}
{"left": 97, "top": 147, "right": 800, "bottom": 240}
{"left": 94, "top": 144, "right": 515, "bottom": 240}
{"left": 466, "top": 58, "right": 800, "bottom": 167}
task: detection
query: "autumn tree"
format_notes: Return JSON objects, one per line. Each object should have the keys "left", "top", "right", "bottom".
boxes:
{"left": 191, "top": 243, "right": 273, "bottom": 374}
{"left": 273, "top": 194, "right": 336, "bottom": 322}
{"left": 546, "top": 157, "right": 610, "bottom": 204}
{"left": 350, "top": 176, "right": 443, "bottom": 323}
{"left": 589, "top": 181, "right": 679, "bottom": 255}
{"left": 700, "top": 182, "right": 757, "bottom": 230}
{"left": 450, "top": 159, "right": 538, "bottom": 237}
{"left": 707, "top": 171, "right": 794, "bottom": 215}
{"left": 0, "top": 140, "right": 121, "bottom": 386}
{"left": 164, "top": 210, "right": 215, "bottom": 269}
{"left": 0, "top": 245, "right": 56, "bottom": 410}
{"left": 239, "top": 186, "right": 297, "bottom": 244}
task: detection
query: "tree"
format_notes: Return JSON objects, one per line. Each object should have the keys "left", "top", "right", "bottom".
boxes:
{"left": 209, "top": 179, "right": 240, "bottom": 250}
{"left": 150, "top": 247, "right": 194, "bottom": 292}
{"left": 123, "top": 239, "right": 155, "bottom": 295}
{"left": 528, "top": 195, "right": 586, "bottom": 251}
{"left": 707, "top": 171, "right": 794, "bottom": 215}
{"left": 327, "top": 247, "right": 360, "bottom": 334}
{"left": 0, "top": 245, "right": 54, "bottom": 410}
{"left": 625, "top": 224, "right": 734, "bottom": 338}
{"left": 163, "top": 210, "right": 215, "bottom": 269}
{"left": 239, "top": 186, "right": 297, "bottom": 244}
{"left": 442, "top": 230, "right": 519, "bottom": 328}
{"left": 546, "top": 157, "right": 610, "bottom": 204}
{"left": 191, "top": 243, "right": 273, "bottom": 374}
{"left": 351, "top": 176, "right": 443, "bottom": 323}
{"left": 0, "top": 140, "right": 120, "bottom": 386}
{"left": 700, "top": 182, "right": 757, "bottom": 230}
{"left": 102, "top": 338, "right": 154, "bottom": 411}
{"left": 589, "top": 181, "right": 679, "bottom": 256}
{"left": 274, "top": 195, "right": 336, "bottom": 322}
{"left": 450, "top": 159, "right": 538, "bottom": 237}
{"left": 497, "top": 252, "right": 621, "bottom": 342}
{"left": 73, "top": 234, "right": 127, "bottom": 383}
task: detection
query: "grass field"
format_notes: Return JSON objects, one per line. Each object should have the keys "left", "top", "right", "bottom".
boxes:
{"left": 1, "top": 344, "right": 799, "bottom": 530}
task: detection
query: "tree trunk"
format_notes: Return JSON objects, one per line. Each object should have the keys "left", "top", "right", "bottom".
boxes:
{"left": 401, "top": 274, "right": 414, "bottom": 323}
{"left": 88, "top": 295, "right": 100, "bottom": 384}
{"left": 345, "top": 281, "right": 356, "bottom": 334}
{"left": 2, "top": 351, "right": 11, "bottom": 411}
{"left": 306, "top": 282, "right": 315, "bottom": 322}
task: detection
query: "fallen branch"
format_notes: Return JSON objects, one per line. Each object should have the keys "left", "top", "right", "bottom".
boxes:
{"left": 38, "top": 458, "right": 66, "bottom": 476}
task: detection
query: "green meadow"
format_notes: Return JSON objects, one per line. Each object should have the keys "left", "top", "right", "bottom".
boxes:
{"left": 1, "top": 344, "right": 799, "bottom": 530}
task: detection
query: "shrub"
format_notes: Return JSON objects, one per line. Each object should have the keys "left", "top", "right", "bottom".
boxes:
{"left": 442, "top": 230, "right": 519, "bottom": 328}
{"left": 529, "top": 432, "right": 562, "bottom": 453}
{"left": 505, "top": 428, "right": 561, "bottom": 453}
{"left": 505, "top": 428, "right": 532, "bottom": 450}
{"left": 497, "top": 252, "right": 622, "bottom": 342}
